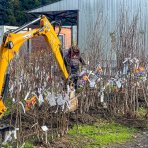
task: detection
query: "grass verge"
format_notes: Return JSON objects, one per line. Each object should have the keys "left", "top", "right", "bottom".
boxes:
{"left": 68, "top": 121, "right": 137, "bottom": 148}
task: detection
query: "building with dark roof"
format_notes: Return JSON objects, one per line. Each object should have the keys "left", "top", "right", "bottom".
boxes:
{"left": 28, "top": 0, "right": 148, "bottom": 56}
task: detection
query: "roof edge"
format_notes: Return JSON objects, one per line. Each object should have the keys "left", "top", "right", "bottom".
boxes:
{"left": 27, "top": 0, "right": 62, "bottom": 13}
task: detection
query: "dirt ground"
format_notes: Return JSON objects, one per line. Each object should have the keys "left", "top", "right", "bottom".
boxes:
{"left": 50, "top": 113, "right": 148, "bottom": 148}
{"left": 113, "top": 130, "right": 148, "bottom": 148}
{"left": 1, "top": 109, "right": 147, "bottom": 148}
{"left": 48, "top": 130, "right": 148, "bottom": 148}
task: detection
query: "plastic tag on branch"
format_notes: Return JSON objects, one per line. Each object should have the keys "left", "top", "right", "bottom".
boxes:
{"left": 35, "top": 66, "right": 39, "bottom": 74}
{"left": 98, "top": 92, "right": 101, "bottom": 97}
{"left": 123, "top": 56, "right": 133, "bottom": 75}
{"left": 67, "top": 85, "right": 70, "bottom": 94}
{"left": 116, "top": 79, "right": 122, "bottom": 88}
{"left": 134, "top": 58, "right": 139, "bottom": 69}
{"left": 97, "top": 77, "right": 101, "bottom": 82}
{"left": 12, "top": 98, "right": 16, "bottom": 103}
{"left": 123, "top": 63, "right": 129, "bottom": 75}
{"left": 64, "top": 93, "right": 70, "bottom": 106}
{"left": 79, "top": 68, "right": 90, "bottom": 77}
{"left": 141, "top": 77, "right": 147, "bottom": 81}
{"left": 44, "top": 81, "right": 47, "bottom": 88}
{"left": 41, "top": 126, "right": 48, "bottom": 132}
{"left": 19, "top": 101, "right": 26, "bottom": 114}
{"left": 38, "top": 94, "right": 44, "bottom": 106}
{"left": 46, "top": 92, "right": 56, "bottom": 106}
{"left": 98, "top": 86, "right": 105, "bottom": 97}
{"left": 100, "top": 92, "right": 104, "bottom": 103}
{"left": 9, "top": 84, "right": 14, "bottom": 97}
{"left": 89, "top": 81, "right": 96, "bottom": 88}
{"left": 89, "top": 73, "right": 98, "bottom": 88}
{"left": 123, "top": 58, "right": 129, "bottom": 64}
{"left": 14, "top": 128, "right": 19, "bottom": 138}
{"left": 55, "top": 95, "right": 63, "bottom": 105}
{"left": 115, "top": 71, "right": 120, "bottom": 79}
{"left": 103, "top": 102, "right": 107, "bottom": 108}
{"left": 25, "top": 96, "right": 37, "bottom": 111}
{"left": 95, "top": 64, "right": 103, "bottom": 76}
{"left": 24, "top": 91, "right": 30, "bottom": 100}
{"left": 79, "top": 69, "right": 87, "bottom": 77}
{"left": 56, "top": 93, "right": 71, "bottom": 111}
{"left": 2, "top": 127, "right": 19, "bottom": 145}
{"left": 19, "top": 84, "right": 22, "bottom": 92}
{"left": 130, "top": 57, "right": 139, "bottom": 69}
{"left": 56, "top": 94, "right": 65, "bottom": 106}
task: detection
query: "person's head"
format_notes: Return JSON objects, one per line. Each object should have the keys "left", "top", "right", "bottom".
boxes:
{"left": 72, "top": 45, "right": 80, "bottom": 53}
{"left": 68, "top": 45, "right": 80, "bottom": 57}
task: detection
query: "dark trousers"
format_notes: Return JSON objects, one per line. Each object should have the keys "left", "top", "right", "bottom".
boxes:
{"left": 71, "top": 75, "right": 78, "bottom": 90}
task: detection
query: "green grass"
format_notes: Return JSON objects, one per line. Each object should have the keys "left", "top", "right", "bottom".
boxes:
{"left": 3, "top": 98, "right": 13, "bottom": 117}
{"left": 68, "top": 121, "right": 137, "bottom": 147}
{"left": 3, "top": 141, "right": 34, "bottom": 148}
{"left": 24, "top": 142, "right": 34, "bottom": 148}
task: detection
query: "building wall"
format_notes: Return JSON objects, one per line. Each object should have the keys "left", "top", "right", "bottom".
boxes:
{"left": 30, "top": 0, "right": 148, "bottom": 55}
{"left": 31, "top": 36, "right": 48, "bottom": 51}
{"left": 55, "top": 27, "right": 72, "bottom": 49}
{"left": 31, "top": 27, "right": 71, "bottom": 51}
{"left": 78, "top": 0, "right": 148, "bottom": 54}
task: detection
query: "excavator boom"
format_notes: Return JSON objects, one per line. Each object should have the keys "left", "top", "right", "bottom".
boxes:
{"left": 0, "top": 15, "right": 69, "bottom": 118}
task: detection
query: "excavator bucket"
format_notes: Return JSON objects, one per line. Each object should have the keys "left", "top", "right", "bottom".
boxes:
{"left": 66, "top": 83, "right": 78, "bottom": 113}
{"left": 67, "top": 97, "right": 78, "bottom": 113}
{"left": 0, "top": 99, "right": 6, "bottom": 119}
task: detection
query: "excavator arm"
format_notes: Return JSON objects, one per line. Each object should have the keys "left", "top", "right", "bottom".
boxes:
{"left": 0, "top": 15, "right": 69, "bottom": 118}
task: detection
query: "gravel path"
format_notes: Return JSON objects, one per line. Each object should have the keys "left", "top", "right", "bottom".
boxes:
{"left": 115, "top": 130, "right": 148, "bottom": 148}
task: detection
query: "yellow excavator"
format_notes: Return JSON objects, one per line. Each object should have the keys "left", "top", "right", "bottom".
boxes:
{"left": 0, "top": 15, "right": 69, "bottom": 119}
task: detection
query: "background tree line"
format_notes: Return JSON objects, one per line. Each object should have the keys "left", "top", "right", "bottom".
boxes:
{"left": 0, "top": 0, "right": 59, "bottom": 26}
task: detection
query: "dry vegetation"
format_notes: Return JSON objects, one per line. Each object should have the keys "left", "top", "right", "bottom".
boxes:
{"left": 0, "top": 11, "right": 148, "bottom": 147}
